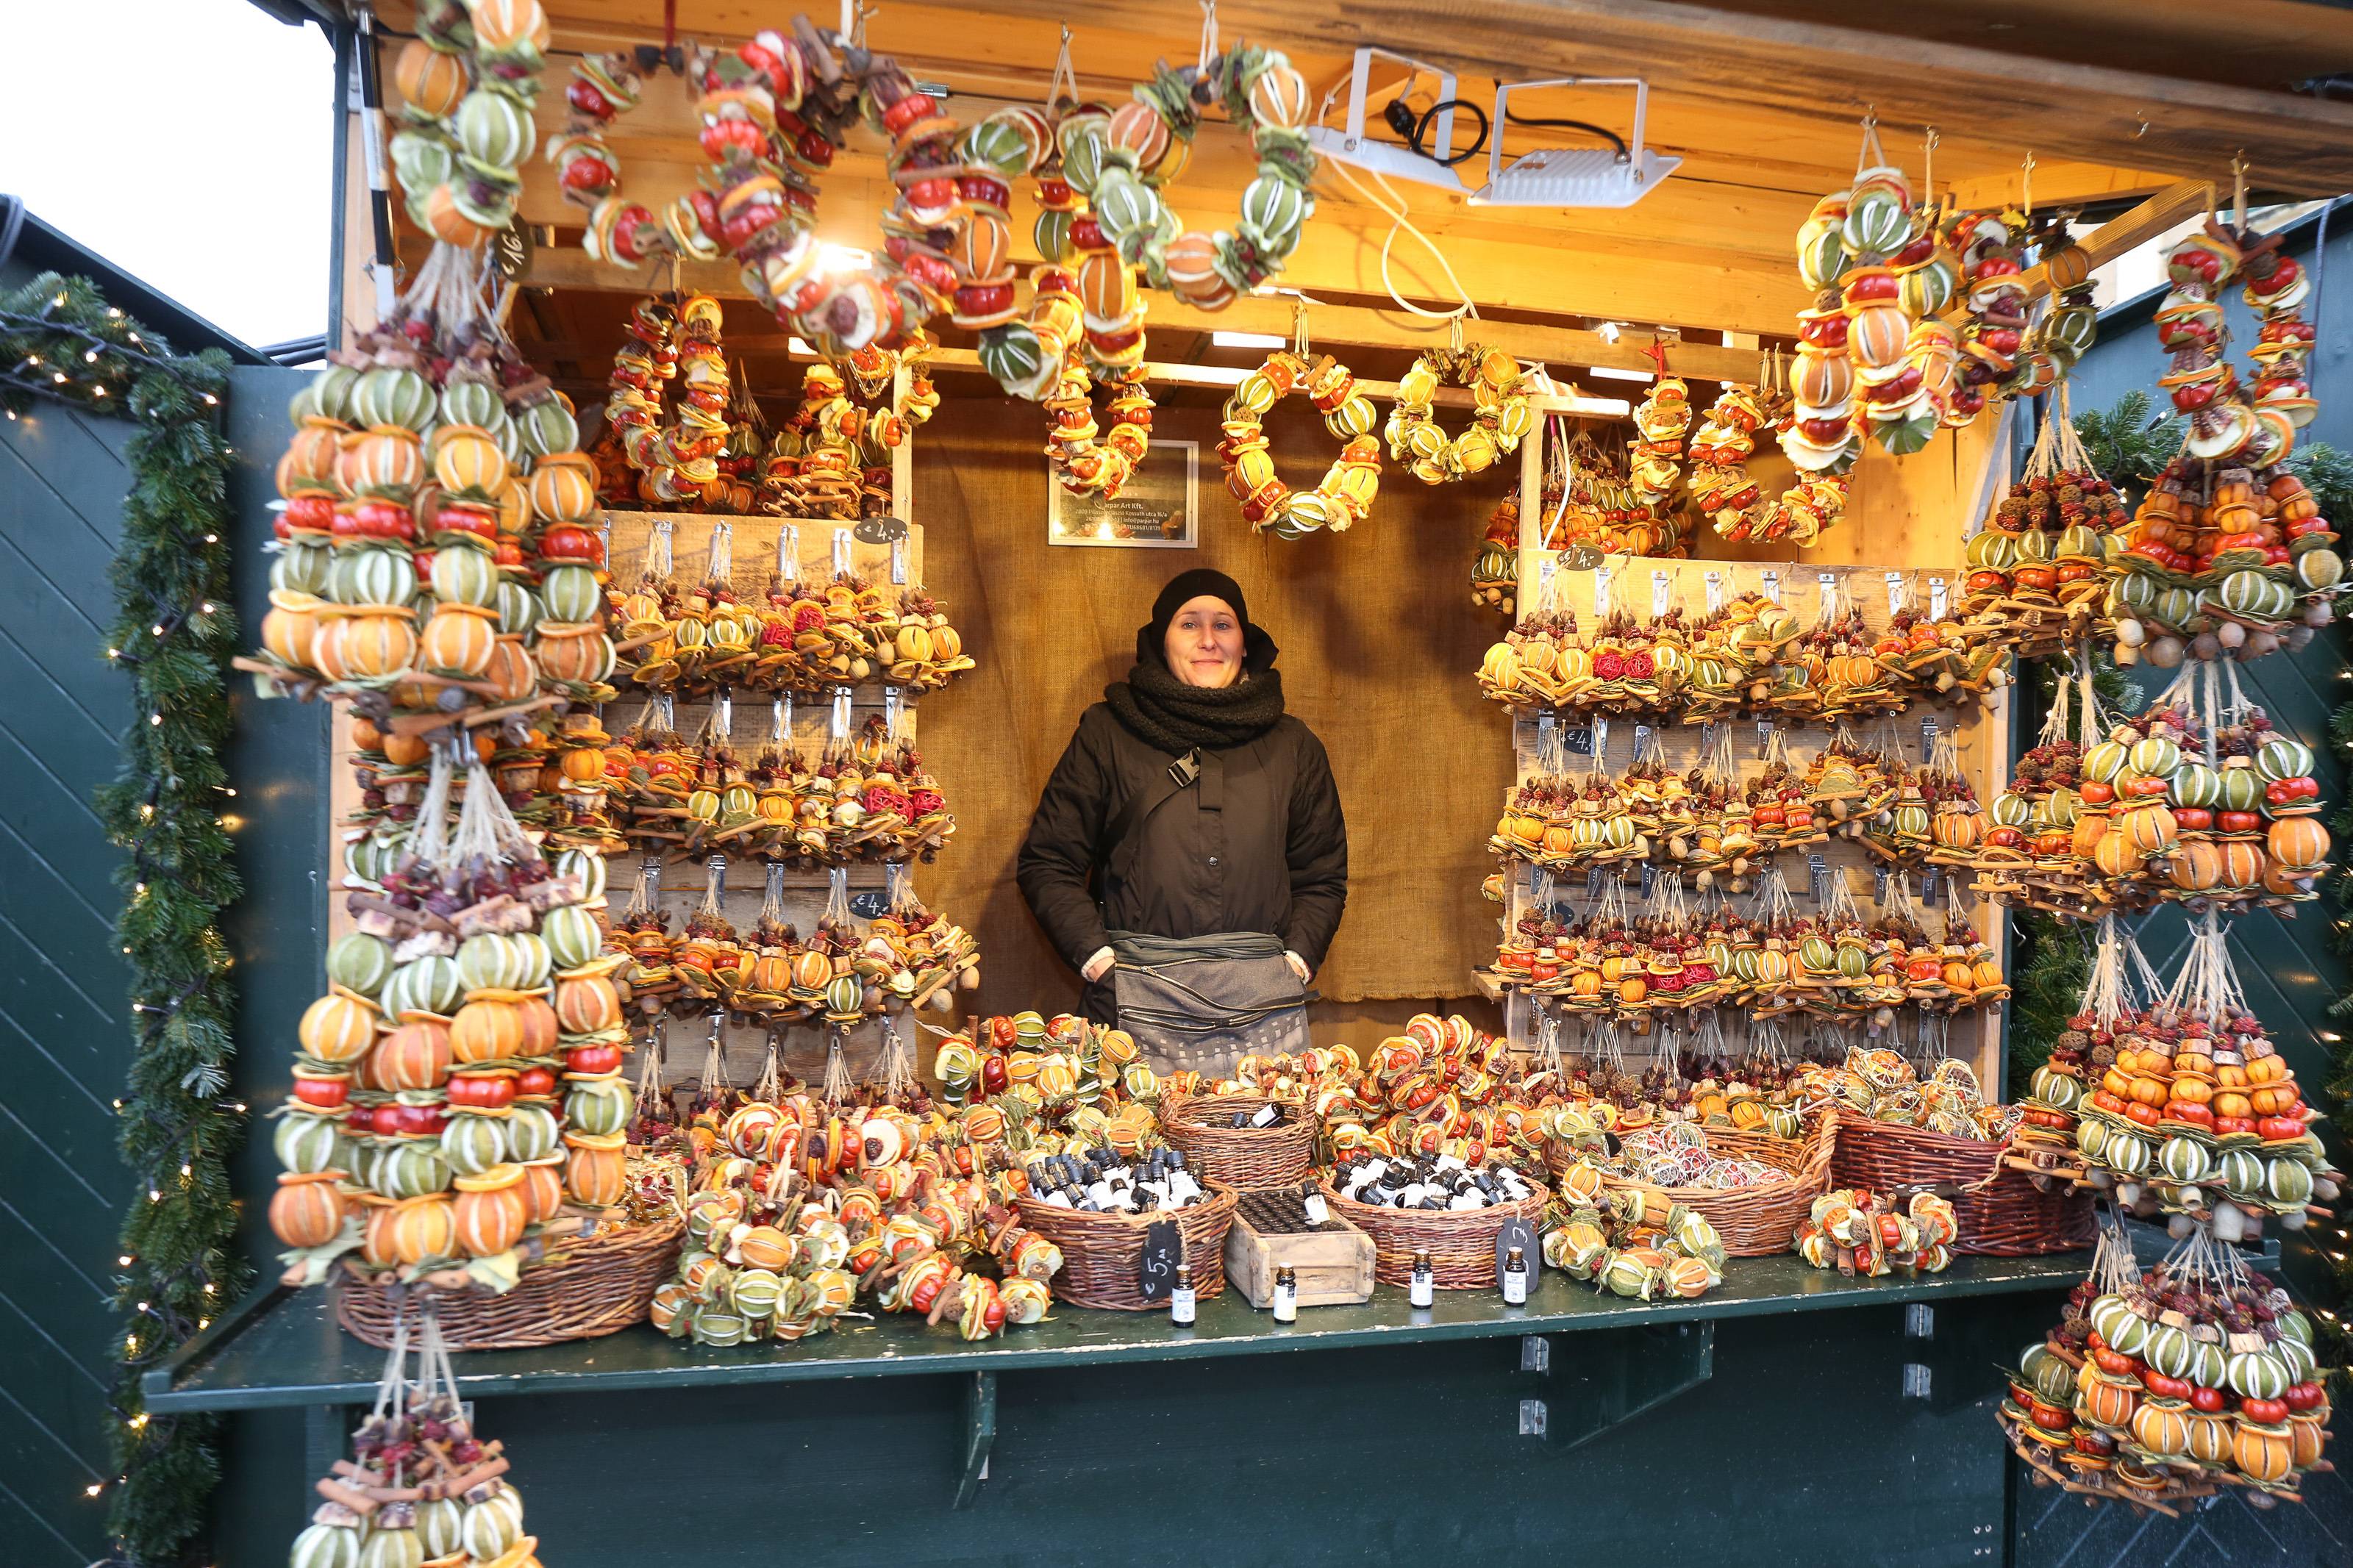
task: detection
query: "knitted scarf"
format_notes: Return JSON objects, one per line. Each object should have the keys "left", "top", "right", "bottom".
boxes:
{"left": 1104, "top": 658, "right": 1287, "bottom": 753}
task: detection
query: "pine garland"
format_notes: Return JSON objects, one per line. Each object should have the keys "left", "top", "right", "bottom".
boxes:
{"left": 1, "top": 272, "right": 246, "bottom": 1567}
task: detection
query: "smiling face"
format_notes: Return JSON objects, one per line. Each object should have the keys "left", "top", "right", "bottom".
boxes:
{"left": 1165, "top": 595, "right": 1245, "bottom": 687}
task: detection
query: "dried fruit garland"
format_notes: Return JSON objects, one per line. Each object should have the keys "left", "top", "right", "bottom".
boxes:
{"left": 549, "top": 22, "right": 1318, "bottom": 387}
{"left": 2104, "top": 216, "right": 2338, "bottom": 666}
{"left": 1218, "top": 349, "right": 1382, "bottom": 537}
{"left": 1785, "top": 125, "right": 2096, "bottom": 473}
{"left": 1383, "top": 344, "right": 1536, "bottom": 484}
{"left": 389, "top": 0, "right": 553, "bottom": 246}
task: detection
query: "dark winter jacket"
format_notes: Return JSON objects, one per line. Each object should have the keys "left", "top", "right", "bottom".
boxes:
{"left": 1015, "top": 701, "right": 1349, "bottom": 993}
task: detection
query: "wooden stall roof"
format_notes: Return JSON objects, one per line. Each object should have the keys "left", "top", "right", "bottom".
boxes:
{"left": 371, "top": 0, "right": 2353, "bottom": 348}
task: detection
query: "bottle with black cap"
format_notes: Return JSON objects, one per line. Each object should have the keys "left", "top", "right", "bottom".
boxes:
{"left": 1272, "top": 1265, "right": 1299, "bottom": 1323}
{"left": 1409, "top": 1248, "right": 1435, "bottom": 1308}
{"left": 1169, "top": 1261, "right": 1196, "bottom": 1326}
{"left": 1502, "top": 1245, "right": 1529, "bottom": 1306}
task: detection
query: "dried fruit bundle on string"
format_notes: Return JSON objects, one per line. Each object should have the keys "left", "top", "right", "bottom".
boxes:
{"left": 2069, "top": 913, "right": 2340, "bottom": 1242}
{"left": 288, "top": 1307, "right": 543, "bottom": 1568}
{"left": 1999, "top": 1217, "right": 2332, "bottom": 1508}
{"left": 1961, "top": 384, "right": 2129, "bottom": 658}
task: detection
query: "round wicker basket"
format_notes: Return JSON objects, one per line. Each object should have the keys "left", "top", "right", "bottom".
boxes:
{"left": 333, "top": 1217, "right": 685, "bottom": 1350}
{"left": 1318, "top": 1177, "right": 1549, "bottom": 1289}
{"left": 1831, "top": 1115, "right": 2093, "bottom": 1256}
{"left": 1160, "top": 1092, "right": 1318, "bottom": 1188}
{"left": 1013, "top": 1181, "right": 1240, "bottom": 1311}
{"left": 1563, "top": 1112, "right": 1838, "bottom": 1258}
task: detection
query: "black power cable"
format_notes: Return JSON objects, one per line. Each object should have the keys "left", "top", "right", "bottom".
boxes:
{"left": 1379, "top": 90, "right": 1632, "bottom": 168}
{"left": 1382, "top": 97, "right": 1489, "bottom": 167}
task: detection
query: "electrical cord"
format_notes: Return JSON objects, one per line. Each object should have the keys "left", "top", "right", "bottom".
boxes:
{"left": 1382, "top": 96, "right": 1490, "bottom": 167}
{"left": 1502, "top": 110, "right": 1627, "bottom": 161}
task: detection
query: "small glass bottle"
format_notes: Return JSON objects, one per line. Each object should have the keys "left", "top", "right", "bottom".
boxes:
{"left": 1408, "top": 1249, "right": 1435, "bottom": 1309}
{"left": 1170, "top": 1262, "right": 1196, "bottom": 1327}
{"left": 1302, "top": 1178, "right": 1329, "bottom": 1228}
{"left": 1502, "top": 1245, "right": 1529, "bottom": 1306}
{"left": 1272, "top": 1264, "right": 1299, "bottom": 1323}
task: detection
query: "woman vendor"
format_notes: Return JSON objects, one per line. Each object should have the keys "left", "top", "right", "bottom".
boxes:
{"left": 1015, "top": 569, "right": 1348, "bottom": 1061}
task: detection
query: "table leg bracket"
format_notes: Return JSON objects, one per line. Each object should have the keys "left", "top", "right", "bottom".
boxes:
{"left": 953, "top": 1370, "right": 996, "bottom": 1509}
{"left": 1516, "top": 1320, "right": 1715, "bottom": 1452}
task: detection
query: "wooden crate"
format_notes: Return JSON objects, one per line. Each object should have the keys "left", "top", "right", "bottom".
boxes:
{"left": 1221, "top": 1191, "right": 1376, "bottom": 1310}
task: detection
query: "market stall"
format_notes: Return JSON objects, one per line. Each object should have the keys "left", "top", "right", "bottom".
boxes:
{"left": 83, "top": 0, "right": 2353, "bottom": 1563}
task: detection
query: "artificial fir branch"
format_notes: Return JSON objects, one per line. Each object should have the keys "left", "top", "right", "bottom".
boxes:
{"left": 5, "top": 271, "right": 249, "bottom": 1567}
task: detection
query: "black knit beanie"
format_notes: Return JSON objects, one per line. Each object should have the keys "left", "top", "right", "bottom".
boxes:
{"left": 1134, "top": 568, "right": 1279, "bottom": 673}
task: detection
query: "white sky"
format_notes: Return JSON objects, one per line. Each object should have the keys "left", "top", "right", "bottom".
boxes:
{"left": 0, "top": 0, "right": 335, "bottom": 348}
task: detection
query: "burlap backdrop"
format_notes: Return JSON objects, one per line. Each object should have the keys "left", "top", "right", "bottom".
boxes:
{"left": 913, "top": 393, "right": 1514, "bottom": 1023}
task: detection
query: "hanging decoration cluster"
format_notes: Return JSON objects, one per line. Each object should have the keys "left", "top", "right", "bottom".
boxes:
{"left": 1786, "top": 122, "right": 2096, "bottom": 473}
{"left": 549, "top": 20, "right": 1316, "bottom": 382}
{"left": 0, "top": 272, "right": 243, "bottom": 1566}
{"left": 390, "top": 0, "right": 553, "bottom": 246}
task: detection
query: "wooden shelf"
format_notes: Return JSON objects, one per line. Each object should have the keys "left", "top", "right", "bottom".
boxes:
{"left": 143, "top": 1250, "right": 2085, "bottom": 1414}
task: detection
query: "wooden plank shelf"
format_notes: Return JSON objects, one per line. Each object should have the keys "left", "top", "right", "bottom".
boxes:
{"left": 142, "top": 1251, "right": 2085, "bottom": 1414}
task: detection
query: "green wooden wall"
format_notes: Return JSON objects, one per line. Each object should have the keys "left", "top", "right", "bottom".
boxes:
{"left": 0, "top": 307, "right": 143, "bottom": 1564}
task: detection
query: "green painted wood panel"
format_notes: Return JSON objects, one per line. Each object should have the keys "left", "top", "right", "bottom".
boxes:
{"left": 0, "top": 279, "right": 139, "bottom": 1563}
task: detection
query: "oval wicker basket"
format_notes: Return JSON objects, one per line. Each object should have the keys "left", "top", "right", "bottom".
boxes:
{"left": 333, "top": 1217, "right": 685, "bottom": 1350}
{"left": 1554, "top": 1111, "right": 1837, "bottom": 1257}
{"left": 1013, "top": 1181, "right": 1240, "bottom": 1311}
{"left": 1160, "top": 1092, "right": 1318, "bottom": 1188}
{"left": 1318, "top": 1177, "right": 1549, "bottom": 1289}
{"left": 1830, "top": 1114, "right": 2093, "bottom": 1256}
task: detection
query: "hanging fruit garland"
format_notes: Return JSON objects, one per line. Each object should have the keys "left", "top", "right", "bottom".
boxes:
{"left": 2105, "top": 212, "right": 2338, "bottom": 667}
{"left": 1627, "top": 373, "right": 1690, "bottom": 509}
{"left": 388, "top": 0, "right": 551, "bottom": 247}
{"left": 1217, "top": 348, "right": 1382, "bottom": 538}
{"left": 1382, "top": 343, "right": 1537, "bottom": 484}
{"left": 1689, "top": 382, "right": 1769, "bottom": 541}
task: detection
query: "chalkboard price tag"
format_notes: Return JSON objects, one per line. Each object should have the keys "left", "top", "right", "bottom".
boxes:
{"left": 1585, "top": 868, "right": 1603, "bottom": 898}
{"left": 1756, "top": 719, "right": 1773, "bottom": 758}
{"left": 1652, "top": 569, "right": 1672, "bottom": 616}
{"left": 1816, "top": 570, "right": 1838, "bottom": 623}
{"left": 1591, "top": 717, "right": 1609, "bottom": 761}
{"left": 1874, "top": 865, "right": 1889, "bottom": 902}
{"left": 1885, "top": 571, "right": 1904, "bottom": 616}
{"left": 1920, "top": 715, "right": 1939, "bottom": 754}
{"left": 1704, "top": 570, "right": 1725, "bottom": 612}
{"left": 1808, "top": 852, "right": 1829, "bottom": 903}
{"left": 1928, "top": 576, "right": 1949, "bottom": 619}
{"left": 1593, "top": 564, "right": 1613, "bottom": 615}
{"left": 1640, "top": 862, "right": 1657, "bottom": 898}
{"left": 1633, "top": 723, "right": 1652, "bottom": 753}
{"left": 849, "top": 890, "right": 892, "bottom": 919}
{"left": 1921, "top": 867, "right": 1942, "bottom": 904}
{"left": 1760, "top": 569, "right": 1782, "bottom": 605}
{"left": 1495, "top": 1216, "right": 1539, "bottom": 1292}
{"left": 1138, "top": 1220, "right": 1181, "bottom": 1302}
{"left": 1563, "top": 725, "right": 1595, "bottom": 757}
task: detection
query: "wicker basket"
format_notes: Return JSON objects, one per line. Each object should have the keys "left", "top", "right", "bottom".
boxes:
{"left": 1831, "top": 1115, "right": 2095, "bottom": 1256}
{"left": 333, "top": 1217, "right": 685, "bottom": 1350}
{"left": 1699, "top": 1116, "right": 1817, "bottom": 1169}
{"left": 1160, "top": 1092, "right": 1318, "bottom": 1189}
{"left": 1013, "top": 1181, "right": 1240, "bottom": 1311}
{"left": 1318, "top": 1178, "right": 1549, "bottom": 1289}
{"left": 1572, "top": 1113, "right": 1838, "bottom": 1258}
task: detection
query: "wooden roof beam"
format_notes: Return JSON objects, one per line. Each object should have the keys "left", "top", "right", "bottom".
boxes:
{"left": 966, "top": 0, "right": 2353, "bottom": 194}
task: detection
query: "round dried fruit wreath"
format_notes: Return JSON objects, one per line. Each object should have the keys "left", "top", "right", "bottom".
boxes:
{"left": 1218, "top": 351, "right": 1382, "bottom": 538}
{"left": 1382, "top": 345, "right": 1536, "bottom": 484}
